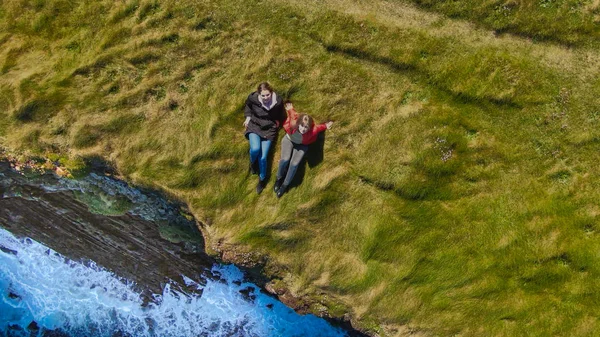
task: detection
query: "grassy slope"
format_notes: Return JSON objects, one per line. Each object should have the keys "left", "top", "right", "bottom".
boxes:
{"left": 1, "top": 0, "right": 600, "bottom": 335}
{"left": 405, "top": 0, "right": 600, "bottom": 47}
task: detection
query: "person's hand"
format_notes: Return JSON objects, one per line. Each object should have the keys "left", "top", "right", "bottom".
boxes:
{"left": 284, "top": 102, "right": 293, "bottom": 111}
{"left": 276, "top": 120, "right": 280, "bottom": 128}
{"left": 326, "top": 121, "right": 334, "bottom": 130}
{"left": 243, "top": 116, "right": 251, "bottom": 128}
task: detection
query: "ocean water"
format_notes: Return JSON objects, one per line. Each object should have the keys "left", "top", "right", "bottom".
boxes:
{"left": 0, "top": 227, "right": 348, "bottom": 337}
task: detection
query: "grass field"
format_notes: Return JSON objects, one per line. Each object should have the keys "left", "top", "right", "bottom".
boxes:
{"left": 1, "top": 0, "right": 600, "bottom": 335}
{"left": 406, "top": 0, "right": 600, "bottom": 47}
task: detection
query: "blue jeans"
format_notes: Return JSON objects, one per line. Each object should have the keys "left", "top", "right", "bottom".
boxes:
{"left": 248, "top": 133, "right": 272, "bottom": 181}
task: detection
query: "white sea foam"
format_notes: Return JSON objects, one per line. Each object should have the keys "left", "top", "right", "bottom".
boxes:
{"left": 0, "top": 227, "right": 348, "bottom": 337}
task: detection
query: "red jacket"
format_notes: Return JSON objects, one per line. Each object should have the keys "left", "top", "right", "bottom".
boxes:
{"left": 283, "top": 108, "right": 328, "bottom": 145}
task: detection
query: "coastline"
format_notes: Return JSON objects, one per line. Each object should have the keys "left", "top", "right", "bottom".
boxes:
{"left": 0, "top": 149, "right": 371, "bottom": 337}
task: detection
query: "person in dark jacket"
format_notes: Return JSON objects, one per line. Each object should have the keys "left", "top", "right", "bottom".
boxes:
{"left": 244, "top": 82, "right": 285, "bottom": 194}
{"left": 273, "top": 102, "right": 333, "bottom": 198}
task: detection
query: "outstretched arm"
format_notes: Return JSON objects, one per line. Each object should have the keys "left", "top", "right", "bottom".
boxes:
{"left": 314, "top": 121, "right": 333, "bottom": 133}
{"left": 283, "top": 103, "right": 299, "bottom": 132}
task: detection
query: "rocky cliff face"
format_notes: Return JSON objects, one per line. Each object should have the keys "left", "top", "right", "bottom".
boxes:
{"left": 0, "top": 161, "right": 211, "bottom": 299}
{"left": 0, "top": 160, "right": 366, "bottom": 337}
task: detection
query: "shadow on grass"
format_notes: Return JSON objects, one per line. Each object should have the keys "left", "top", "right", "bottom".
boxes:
{"left": 358, "top": 174, "right": 456, "bottom": 201}
{"left": 323, "top": 43, "right": 416, "bottom": 72}
{"left": 71, "top": 54, "right": 116, "bottom": 77}
{"left": 321, "top": 41, "right": 524, "bottom": 110}
{"left": 13, "top": 92, "right": 67, "bottom": 123}
{"left": 410, "top": 0, "right": 596, "bottom": 48}
{"left": 281, "top": 84, "right": 303, "bottom": 101}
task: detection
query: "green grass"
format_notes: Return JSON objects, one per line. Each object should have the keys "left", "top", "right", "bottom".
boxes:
{"left": 2, "top": 0, "right": 600, "bottom": 335}
{"left": 406, "top": 0, "right": 600, "bottom": 47}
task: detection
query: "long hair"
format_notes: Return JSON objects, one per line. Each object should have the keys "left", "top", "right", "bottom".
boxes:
{"left": 257, "top": 82, "right": 273, "bottom": 93}
{"left": 297, "top": 114, "right": 314, "bottom": 130}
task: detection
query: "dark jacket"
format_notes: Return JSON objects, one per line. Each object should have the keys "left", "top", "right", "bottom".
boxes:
{"left": 244, "top": 91, "right": 285, "bottom": 141}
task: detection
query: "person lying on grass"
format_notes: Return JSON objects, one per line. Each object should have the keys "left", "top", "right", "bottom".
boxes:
{"left": 243, "top": 82, "right": 285, "bottom": 195}
{"left": 273, "top": 102, "right": 333, "bottom": 198}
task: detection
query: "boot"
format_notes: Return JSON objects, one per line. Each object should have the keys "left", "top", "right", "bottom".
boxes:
{"left": 256, "top": 179, "right": 266, "bottom": 194}
{"left": 273, "top": 178, "right": 284, "bottom": 193}
{"left": 276, "top": 184, "right": 288, "bottom": 198}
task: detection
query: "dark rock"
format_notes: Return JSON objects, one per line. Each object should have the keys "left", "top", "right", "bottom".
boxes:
{"left": 8, "top": 324, "right": 24, "bottom": 332}
{"left": 41, "top": 328, "right": 71, "bottom": 337}
{"left": 8, "top": 291, "right": 21, "bottom": 300}
{"left": 208, "top": 322, "right": 220, "bottom": 331}
{"left": 239, "top": 286, "right": 256, "bottom": 302}
{"left": 0, "top": 245, "right": 17, "bottom": 255}
{"left": 27, "top": 321, "right": 40, "bottom": 332}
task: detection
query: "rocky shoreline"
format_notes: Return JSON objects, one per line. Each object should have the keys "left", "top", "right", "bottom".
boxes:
{"left": 0, "top": 154, "right": 369, "bottom": 336}
{"left": 0, "top": 160, "right": 211, "bottom": 300}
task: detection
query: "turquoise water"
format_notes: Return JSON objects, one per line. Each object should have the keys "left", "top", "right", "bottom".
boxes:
{"left": 0, "top": 227, "right": 348, "bottom": 337}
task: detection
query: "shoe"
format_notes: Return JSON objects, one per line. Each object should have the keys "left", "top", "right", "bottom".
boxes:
{"left": 256, "top": 180, "right": 266, "bottom": 194}
{"left": 249, "top": 162, "right": 258, "bottom": 175}
{"left": 273, "top": 178, "right": 284, "bottom": 193}
{"left": 276, "top": 184, "right": 287, "bottom": 198}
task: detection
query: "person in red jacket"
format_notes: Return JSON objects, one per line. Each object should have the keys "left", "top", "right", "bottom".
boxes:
{"left": 273, "top": 102, "right": 333, "bottom": 198}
